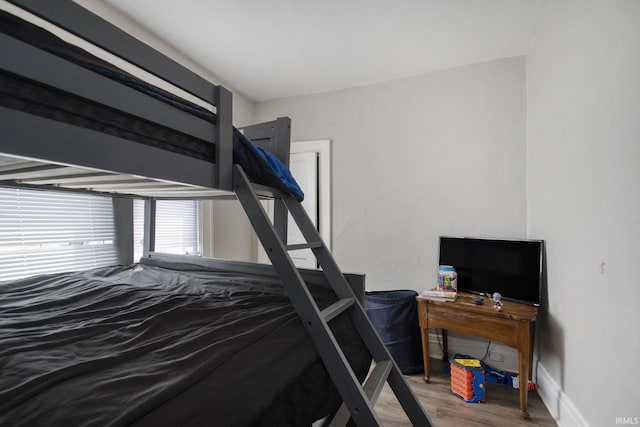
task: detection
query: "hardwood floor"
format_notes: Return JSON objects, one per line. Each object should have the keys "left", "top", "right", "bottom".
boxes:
{"left": 374, "top": 359, "right": 557, "bottom": 427}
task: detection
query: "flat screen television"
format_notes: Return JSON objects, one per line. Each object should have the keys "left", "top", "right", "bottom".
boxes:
{"left": 438, "top": 236, "right": 544, "bottom": 306}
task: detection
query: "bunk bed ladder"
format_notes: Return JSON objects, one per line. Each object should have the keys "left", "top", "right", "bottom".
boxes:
{"left": 233, "top": 165, "right": 432, "bottom": 427}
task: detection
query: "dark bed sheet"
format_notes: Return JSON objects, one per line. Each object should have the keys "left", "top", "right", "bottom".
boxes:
{"left": 0, "top": 259, "right": 371, "bottom": 426}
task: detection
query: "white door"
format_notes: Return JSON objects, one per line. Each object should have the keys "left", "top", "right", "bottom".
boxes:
{"left": 257, "top": 140, "right": 331, "bottom": 268}
{"left": 287, "top": 151, "right": 318, "bottom": 268}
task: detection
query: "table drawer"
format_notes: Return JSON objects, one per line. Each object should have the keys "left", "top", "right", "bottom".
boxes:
{"left": 425, "top": 305, "right": 519, "bottom": 347}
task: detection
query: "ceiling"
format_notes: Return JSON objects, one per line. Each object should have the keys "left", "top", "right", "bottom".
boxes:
{"left": 103, "top": 0, "right": 549, "bottom": 102}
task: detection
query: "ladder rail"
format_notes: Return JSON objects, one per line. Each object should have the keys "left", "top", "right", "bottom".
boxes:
{"left": 233, "top": 166, "right": 383, "bottom": 426}
{"left": 233, "top": 164, "right": 432, "bottom": 426}
{"left": 327, "top": 360, "right": 393, "bottom": 427}
{"left": 284, "top": 192, "right": 432, "bottom": 426}
{"left": 283, "top": 195, "right": 397, "bottom": 360}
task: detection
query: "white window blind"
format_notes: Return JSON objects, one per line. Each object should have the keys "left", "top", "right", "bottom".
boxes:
{"left": 133, "top": 199, "right": 200, "bottom": 261}
{"left": 0, "top": 187, "right": 118, "bottom": 281}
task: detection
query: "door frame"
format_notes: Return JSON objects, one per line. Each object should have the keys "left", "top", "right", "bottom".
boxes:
{"left": 290, "top": 139, "right": 331, "bottom": 251}
{"left": 255, "top": 139, "right": 331, "bottom": 264}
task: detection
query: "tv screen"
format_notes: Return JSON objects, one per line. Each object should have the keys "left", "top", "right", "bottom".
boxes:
{"left": 438, "top": 236, "right": 544, "bottom": 306}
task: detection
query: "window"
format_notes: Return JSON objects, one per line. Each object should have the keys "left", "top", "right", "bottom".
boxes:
{"left": 133, "top": 199, "right": 200, "bottom": 261}
{"left": 0, "top": 187, "right": 117, "bottom": 281}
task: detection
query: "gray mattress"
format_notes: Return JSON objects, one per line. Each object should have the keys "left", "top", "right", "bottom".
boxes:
{"left": 0, "top": 258, "right": 371, "bottom": 426}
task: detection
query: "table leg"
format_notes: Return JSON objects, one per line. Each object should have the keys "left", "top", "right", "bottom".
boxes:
{"left": 529, "top": 326, "right": 535, "bottom": 381}
{"left": 518, "top": 350, "right": 530, "bottom": 418}
{"left": 517, "top": 322, "right": 531, "bottom": 419}
{"left": 442, "top": 329, "right": 449, "bottom": 363}
{"left": 421, "top": 327, "right": 431, "bottom": 382}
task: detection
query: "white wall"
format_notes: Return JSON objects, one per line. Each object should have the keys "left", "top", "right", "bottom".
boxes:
{"left": 527, "top": 1, "right": 640, "bottom": 426}
{"left": 257, "top": 57, "right": 528, "bottom": 291}
{"left": 255, "top": 56, "right": 529, "bottom": 374}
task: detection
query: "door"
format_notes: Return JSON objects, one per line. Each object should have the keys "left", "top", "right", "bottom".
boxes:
{"left": 286, "top": 151, "right": 318, "bottom": 268}
{"left": 257, "top": 140, "right": 331, "bottom": 268}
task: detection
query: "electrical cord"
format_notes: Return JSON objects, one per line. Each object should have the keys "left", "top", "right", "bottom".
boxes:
{"left": 480, "top": 339, "right": 494, "bottom": 362}
{"left": 436, "top": 328, "right": 444, "bottom": 354}
{"left": 437, "top": 332, "right": 494, "bottom": 364}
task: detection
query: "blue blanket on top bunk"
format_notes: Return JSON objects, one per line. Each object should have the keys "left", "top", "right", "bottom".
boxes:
{"left": 233, "top": 129, "right": 304, "bottom": 201}
{"left": 0, "top": 10, "right": 304, "bottom": 201}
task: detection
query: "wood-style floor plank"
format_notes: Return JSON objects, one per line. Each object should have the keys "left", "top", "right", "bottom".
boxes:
{"left": 374, "top": 359, "right": 557, "bottom": 427}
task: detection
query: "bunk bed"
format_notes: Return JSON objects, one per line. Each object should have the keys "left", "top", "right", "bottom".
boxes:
{"left": 0, "top": 1, "right": 372, "bottom": 426}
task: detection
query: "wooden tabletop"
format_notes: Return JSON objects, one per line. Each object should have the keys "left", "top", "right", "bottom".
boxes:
{"left": 416, "top": 292, "right": 538, "bottom": 322}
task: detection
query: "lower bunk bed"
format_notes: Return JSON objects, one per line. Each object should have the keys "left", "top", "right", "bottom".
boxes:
{"left": 0, "top": 255, "right": 371, "bottom": 426}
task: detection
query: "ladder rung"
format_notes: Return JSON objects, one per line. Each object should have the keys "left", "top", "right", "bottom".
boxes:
{"left": 321, "top": 298, "right": 355, "bottom": 322}
{"left": 324, "top": 360, "right": 394, "bottom": 427}
{"left": 363, "top": 360, "right": 394, "bottom": 405}
{"left": 249, "top": 182, "right": 289, "bottom": 199}
{"left": 286, "top": 241, "right": 322, "bottom": 251}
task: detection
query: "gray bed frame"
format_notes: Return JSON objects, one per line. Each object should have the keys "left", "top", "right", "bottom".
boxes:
{"left": 0, "top": 0, "right": 295, "bottom": 257}
{"left": 0, "top": 0, "right": 290, "bottom": 197}
{"left": 0, "top": 0, "right": 369, "bottom": 315}
{"left": 0, "top": 2, "right": 433, "bottom": 425}
{"left": 0, "top": 0, "right": 369, "bottom": 364}
{"left": 146, "top": 253, "right": 365, "bottom": 303}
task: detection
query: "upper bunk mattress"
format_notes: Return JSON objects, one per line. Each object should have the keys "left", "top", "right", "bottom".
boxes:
{"left": 0, "top": 258, "right": 371, "bottom": 426}
{"left": 0, "top": 9, "right": 216, "bottom": 161}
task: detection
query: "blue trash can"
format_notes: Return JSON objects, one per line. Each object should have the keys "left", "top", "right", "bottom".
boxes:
{"left": 364, "top": 290, "right": 423, "bottom": 374}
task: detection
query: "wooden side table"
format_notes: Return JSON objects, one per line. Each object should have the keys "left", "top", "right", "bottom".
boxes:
{"left": 416, "top": 292, "right": 538, "bottom": 418}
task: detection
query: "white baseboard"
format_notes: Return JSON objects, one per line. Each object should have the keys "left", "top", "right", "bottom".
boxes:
{"left": 535, "top": 362, "right": 590, "bottom": 427}
{"left": 427, "top": 332, "right": 589, "bottom": 427}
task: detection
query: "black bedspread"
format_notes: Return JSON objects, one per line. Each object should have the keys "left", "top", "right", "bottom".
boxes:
{"left": 0, "top": 259, "right": 370, "bottom": 426}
